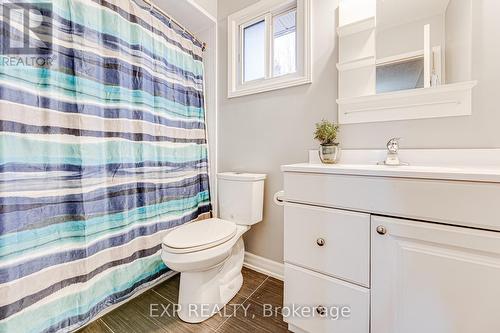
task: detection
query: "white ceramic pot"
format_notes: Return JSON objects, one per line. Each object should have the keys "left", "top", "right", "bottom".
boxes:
{"left": 319, "top": 144, "right": 341, "bottom": 164}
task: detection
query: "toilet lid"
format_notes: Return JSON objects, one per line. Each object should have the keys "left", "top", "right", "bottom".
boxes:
{"left": 162, "top": 218, "right": 237, "bottom": 252}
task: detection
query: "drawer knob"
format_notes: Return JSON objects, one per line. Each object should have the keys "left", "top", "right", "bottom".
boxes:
{"left": 316, "top": 305, "right": 327, "bottom": 316}
{"left": 376, "top": 225, "right": 387, "bottom": 235}
{"left": 316, "top": 238, "right": 326, "bottom": 247}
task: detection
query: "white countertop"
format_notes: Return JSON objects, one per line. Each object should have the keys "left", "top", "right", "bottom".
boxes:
{"left": 281, "top": 163, "right": 500, "bottom": 183}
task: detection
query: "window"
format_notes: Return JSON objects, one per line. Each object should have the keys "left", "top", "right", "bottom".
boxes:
{"left": 273, "top": 9, "right": 297, "bottom": 77}
{"left": 243, "top": 20, "right": 266, "bottom": 82}
{"left": 228, "top": 0, "right": 311, "bottom": 98}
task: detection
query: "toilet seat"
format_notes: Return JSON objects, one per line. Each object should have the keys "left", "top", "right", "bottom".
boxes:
{"left": 162, "top": 218, "right": 237, "bottom": 254}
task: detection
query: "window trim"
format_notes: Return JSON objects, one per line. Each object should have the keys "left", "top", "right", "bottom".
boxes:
{"left": 227, "top": 0, "right": 311, "bottom": 98}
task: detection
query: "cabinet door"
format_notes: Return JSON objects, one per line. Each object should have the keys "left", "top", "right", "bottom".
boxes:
{"left": 371, "top": 216, "right": 500, "bottom": 333}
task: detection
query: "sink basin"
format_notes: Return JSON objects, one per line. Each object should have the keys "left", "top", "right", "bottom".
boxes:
{"left": 282, "top": 149, "right": 500, "bottom": 183}
{"left": 282, "top": 163, "right": 500, "bottom": 183}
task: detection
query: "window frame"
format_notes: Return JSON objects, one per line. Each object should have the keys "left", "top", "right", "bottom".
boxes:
{"left": 228, "top": 0, "right": 311, "bottom": 98}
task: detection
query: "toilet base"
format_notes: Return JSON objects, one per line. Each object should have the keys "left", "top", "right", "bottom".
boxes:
{"left": 177, "top": 237, "right": 245, "bottom": 323}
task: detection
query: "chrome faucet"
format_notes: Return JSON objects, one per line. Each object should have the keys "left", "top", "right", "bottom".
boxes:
{"left": 379, "top": 138, "right": 408, "bottom": 166}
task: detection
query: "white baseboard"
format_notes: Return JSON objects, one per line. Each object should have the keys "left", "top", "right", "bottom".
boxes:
{"left": 243, "top": 252, "right": 284, "bottom": 281}
{"left": 288, "top": 323, "right": 308, "bottom": 333}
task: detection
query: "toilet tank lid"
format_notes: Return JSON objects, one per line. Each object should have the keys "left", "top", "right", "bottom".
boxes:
{"left": 217, "top": 172, "right": 267, "bottom": 181}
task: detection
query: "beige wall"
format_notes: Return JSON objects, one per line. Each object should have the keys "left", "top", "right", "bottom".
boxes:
{"left": 445, "top": 0, "right": 472, "bottom": 84}
{"left": 218, "top": 0, "right": 338, "bottom": 262}
{"left": 217, "top": 0, "right": 500, "bottom": 263}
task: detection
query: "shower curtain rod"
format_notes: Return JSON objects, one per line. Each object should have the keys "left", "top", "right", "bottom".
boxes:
{"left": 141, "top": 0, "right": 207, "bottom": 51}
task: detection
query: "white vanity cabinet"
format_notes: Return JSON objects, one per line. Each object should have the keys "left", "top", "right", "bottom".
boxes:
{"left": 371, "top": 216, "right": 500, "bottom": 333}
{"left": 282, "top": 163, "right": 500, "bottom": 333}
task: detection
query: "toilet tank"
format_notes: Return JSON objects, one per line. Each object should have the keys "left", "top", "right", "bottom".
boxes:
{"left": 217, "top": 172, "right": 266, "bottom": 225}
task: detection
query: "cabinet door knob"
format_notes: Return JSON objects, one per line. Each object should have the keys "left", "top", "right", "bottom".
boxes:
{"left": 316, "top": 305, "right": 327, "bottom": 316}
{"left": 316, "top": 238, "right": 325, "bottom": 246}
{"left": 376, "top": 225, "right": 387, "bottom": 235}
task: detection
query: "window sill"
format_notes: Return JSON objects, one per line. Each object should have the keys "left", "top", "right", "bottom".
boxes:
{"left": 228, "top": 75, "right": 312, "bottom": 98}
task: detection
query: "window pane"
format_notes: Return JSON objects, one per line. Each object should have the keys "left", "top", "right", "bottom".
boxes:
{"left": 376, "top": 57, "right": 425, "bottom": 93}
{"left": 243, "top": 20, "right": 266, "bottom": 82}
{"left": 273, "top": 9, "right": 297, "bottom": 77}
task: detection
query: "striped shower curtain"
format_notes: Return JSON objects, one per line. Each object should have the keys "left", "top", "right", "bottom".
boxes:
{"left": 0, "top": 0, "right": 211, "bottom": 332}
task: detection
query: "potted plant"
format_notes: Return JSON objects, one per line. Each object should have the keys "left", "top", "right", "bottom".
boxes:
{"left": 314, "top": 119, "right": 340, "bottom": 164}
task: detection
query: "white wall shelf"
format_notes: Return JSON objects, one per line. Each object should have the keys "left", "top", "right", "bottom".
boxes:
{"left": 337, "top": 17, "right": 376, "bottom": 37}
{"left": 337, "top": 56, "right": 375, "bottom": 71}
{"left": 337, "top": 80, "right": 477, "bottom": 124}
{"left": 376, "top": 50, "right": 424, "bottom": 66}
{"left": 337, "top": 1, "right": 376, "bottom": 99}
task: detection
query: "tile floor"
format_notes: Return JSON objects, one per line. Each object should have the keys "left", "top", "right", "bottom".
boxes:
{"left": 77, "top": 268, "right": 290, "bottom": 333}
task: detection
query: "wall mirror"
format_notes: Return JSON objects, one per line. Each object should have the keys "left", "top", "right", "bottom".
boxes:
{"left": 376, "top": 0, "right": 471, "bottom": 93}
{"left": 337, "top": 0, "right": 477, "bottom": 124}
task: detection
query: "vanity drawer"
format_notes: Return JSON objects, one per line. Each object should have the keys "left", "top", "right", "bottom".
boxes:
{"left": 284, "top": 203, "right": 370, "bottom": 286}
{"left": 284, "top": 264, "right": 370, "bottom": 333}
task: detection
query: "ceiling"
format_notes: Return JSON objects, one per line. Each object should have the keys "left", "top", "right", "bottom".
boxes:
{"left": 152, "top": 0, "right": 216, "bottom": 34}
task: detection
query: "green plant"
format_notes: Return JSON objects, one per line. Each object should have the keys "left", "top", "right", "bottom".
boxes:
{"left": 314, "top": 119, "right": 339, "bottom": 145}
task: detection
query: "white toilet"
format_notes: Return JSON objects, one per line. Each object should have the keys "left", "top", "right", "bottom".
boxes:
{"left": 161, "top": 172, "right": 266, "bottom": 323}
